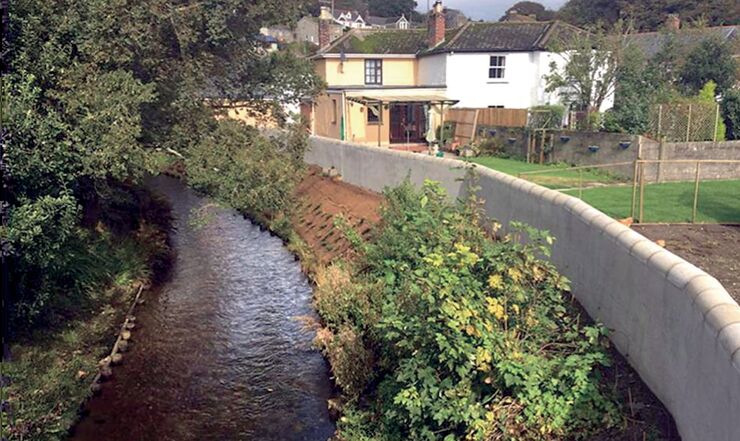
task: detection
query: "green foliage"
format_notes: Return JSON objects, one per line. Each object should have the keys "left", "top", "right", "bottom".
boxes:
{"left": 185, "top": 119, "right": 308, "bottom": 231}
{"left": 316, "top": 180, "right": 620, "bottom": 440}
{"left": 528, "top": 105, "right": 565, "bottom": 129}
{"left": 697, "top": 81, "right": 726, "bottom": 140}
{"left": 721, "top": 89, "right": 740, "bottom": 140}
{"left": 368, "top": 0, "right": 417, "bottom": 18}
{"left": 501, "top": 1, "right": 556, "bottom": 21}
{"left": 679, "top": 37, "right": 738, "bottom": 95}
{"left": 557, "top": 0, "right": 740, "bottom": 31}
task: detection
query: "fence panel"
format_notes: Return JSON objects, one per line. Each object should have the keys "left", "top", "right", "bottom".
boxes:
{"left": 445, "top": 108, "right": 529, "bottom": 144}
{"left": 647, "top": 103, "right": 720, "bottom": 142}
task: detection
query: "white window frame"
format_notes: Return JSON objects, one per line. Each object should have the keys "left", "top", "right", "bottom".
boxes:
{"left": 489, "top": 56, "right": 506, "bottom": 79}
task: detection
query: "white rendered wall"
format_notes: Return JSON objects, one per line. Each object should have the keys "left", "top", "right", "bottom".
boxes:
{"left": 442, "top": 52, "right": 546, "bottom": 109}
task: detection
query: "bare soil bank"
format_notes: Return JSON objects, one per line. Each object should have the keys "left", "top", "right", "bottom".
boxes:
{"left": 633, "top": 224, "right": 739, "bottom": 303}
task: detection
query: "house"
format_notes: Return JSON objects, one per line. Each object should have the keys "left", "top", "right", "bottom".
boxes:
{"left": 366, "top": 15, "right": 411, "bottom": 30}
{"left": 626, "top": 15, "right": 739, "bottom": 60}
{"left": 334, "top": 9, "right": 370, "bottom": 29}
{"left": 305, "top": 1, "right": 594, "bottom": 147}
{"left": 295, "top": 15, "right": 343, "bottom": 46}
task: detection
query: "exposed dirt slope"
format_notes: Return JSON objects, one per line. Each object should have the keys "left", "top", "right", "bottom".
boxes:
{"left": 293, "top": 166, "right": 383, "bottom": 264}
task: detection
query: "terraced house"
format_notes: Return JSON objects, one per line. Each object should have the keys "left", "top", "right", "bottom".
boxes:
{"left": 305, "top": 1, "right": 591, "bottom": 147}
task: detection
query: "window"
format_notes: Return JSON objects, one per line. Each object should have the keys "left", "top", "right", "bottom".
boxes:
{"left": 489, "top": 56, "right": 506, "bottom": 79}
{"left": 365, "top": 59, "right": 383, "bottom": 85}
{"left": 367, "top": 104, "right": 382, "bottom": 124}
{"left": 488, "top": 105, "right": 504, "bottom": 109}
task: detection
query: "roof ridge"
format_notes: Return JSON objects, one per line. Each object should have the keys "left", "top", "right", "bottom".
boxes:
{"left": 319, "top": 28, "right": 357, "bottom": 55}
{"left": 443, "top": 21, "right": 472, "bottom": 49}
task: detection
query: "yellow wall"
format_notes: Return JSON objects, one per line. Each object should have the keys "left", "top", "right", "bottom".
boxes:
{"left": 345, "top": 100, "right": 390, "bottom": 145}
{"left": 314, "top": 92, "right": 342, "bottom": 139}
{"left": 317, "top": 58, "right": 417, "bottom": 87}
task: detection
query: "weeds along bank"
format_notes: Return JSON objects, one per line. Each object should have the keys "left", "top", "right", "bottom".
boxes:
{"left": 0, "top": 184, "right": 173, "bottom": 441}
{"left": 289, "top": 171, "right": 675, "bottom": 440}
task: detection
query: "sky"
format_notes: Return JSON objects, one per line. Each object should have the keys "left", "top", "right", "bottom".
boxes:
{"left": 415, "top": 0, "right": 569, "bottom": 21}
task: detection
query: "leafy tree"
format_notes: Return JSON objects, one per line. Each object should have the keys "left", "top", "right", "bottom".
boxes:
{"left": 3, "top": 0, "right": 323, "bottom": 331}
{"left": 544, "top": 26, "right": 625, "bottom": 125}
{"left": 501, "top": 1, "right": 556, "bottom": 21}
{"left": 557, "top": 0, "right": 740, "bottom": 31}
{"left": 368, "top": 0, "right": 417, "bottom": 18}
{"left": 678, "top": 37, "right": 738, "bottom": 94}
{"left": 721, "top": 89, "right": 740, "bottom": 140}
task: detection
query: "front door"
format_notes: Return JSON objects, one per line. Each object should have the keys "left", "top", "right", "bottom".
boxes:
{"left": 390, "top": 104, "right": 426, "bottom": 144}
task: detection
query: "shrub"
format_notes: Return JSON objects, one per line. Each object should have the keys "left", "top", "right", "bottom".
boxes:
{"left": 529, "top": 105, "right": 565, "bottom": 129}
{"left": 321, "top": 180, "right": 620, "bottom": 440}
{"left": 722, "top": 88, "right": 740, "bottom": 140}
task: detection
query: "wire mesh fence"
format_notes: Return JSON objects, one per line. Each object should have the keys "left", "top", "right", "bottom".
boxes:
{"left": 647, "top": 103, "right": 721, "bottom": 142}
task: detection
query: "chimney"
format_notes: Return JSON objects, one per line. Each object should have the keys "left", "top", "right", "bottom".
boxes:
{"left": 319, "top": 6, "right": 333, "bottom": 48}
{"left": 665, "top": 14, "right": 680, "bottom": 31}
{"left": 427, "top": 1, "right": 445, "bottom": 48}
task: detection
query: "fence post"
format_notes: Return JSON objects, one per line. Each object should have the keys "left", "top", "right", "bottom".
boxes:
{"left": 639, "top": 162, "right": 646, "bottom": 223}
{"left": 692, "top": 162, "right": 701, "bottom": 223}
{"left": 631, "top": 160, "right": 639, "bottom": 219}
{"left": 657, "top": 104, "right": 663, "bottom": 138}
{"left": 713, "top": 104, "right": 720, "bottom": 142}
{"left": 686, "top": 104, "right": 692, "bottom": 142}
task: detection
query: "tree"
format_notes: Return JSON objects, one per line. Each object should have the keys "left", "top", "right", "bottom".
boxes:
{"left": 679, "top": 37, "right": 738, "bottom": 95}
{"left": 3, "top": 0, "right": 323, "bottom": 332}
{"left": 544, "top": 26, "right": 625, "bottom": 125}
{"left": 557, "top": 0, "right": 740, "bottom": 31}
{"left": 368, "top": 0, "right": 417, "bottom": 18}
{"left": 721, "top": 89, "right": 740, "bottom": 140}
{"left": 500, "top": 1, "right": 556, "bottom": 21}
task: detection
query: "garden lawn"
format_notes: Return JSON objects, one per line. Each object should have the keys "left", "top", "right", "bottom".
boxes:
{"left": 468, "top": 156, "right": 626, "bottom": 189}
{"left": 564, "top": 180, "right": 740, "bottom": 223}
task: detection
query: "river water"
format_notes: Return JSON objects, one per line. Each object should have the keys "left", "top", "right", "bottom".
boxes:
{"left": 71, "top": 176, "right": 335, "bottom": 441}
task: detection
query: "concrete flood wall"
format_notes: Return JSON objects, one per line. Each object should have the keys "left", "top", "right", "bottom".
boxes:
{"left": 306, "top": 136, "right": 740, "bottom": 441}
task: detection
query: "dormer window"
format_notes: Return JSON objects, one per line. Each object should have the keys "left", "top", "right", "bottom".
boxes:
{"left": 489, "top": 56, "right": 506, "bottom": 79}
{"left": 365, "top": 59, "right": 383, "bottom": 85}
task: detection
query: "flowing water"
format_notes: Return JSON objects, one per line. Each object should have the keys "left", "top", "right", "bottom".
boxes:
{"left": 71, "top": 176, "right": 335, "bottom": 441}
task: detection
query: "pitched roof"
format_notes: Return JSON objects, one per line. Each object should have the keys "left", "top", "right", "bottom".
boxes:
{"left": 323, "top": 29, "right": 428, "bottom": 54}
{"left": 626, "top": 26, "right": 739, "bottom": 58}
{"left": 316, "top": 20, "right": 583, "bottom": 57}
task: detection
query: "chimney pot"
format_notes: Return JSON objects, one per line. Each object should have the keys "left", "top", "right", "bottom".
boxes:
{"left": 428, "top": 1, "right": 446, "bottom": 48}
{"left": 665, "top": 14, "right": 680, "bottom": 31}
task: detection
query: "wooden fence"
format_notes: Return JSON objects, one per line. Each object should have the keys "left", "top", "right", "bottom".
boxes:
{"left": 445, "top": 108, "right": 528, "bottom": 143}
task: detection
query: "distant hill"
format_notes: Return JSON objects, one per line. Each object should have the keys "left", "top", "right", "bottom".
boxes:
{"left": 557, "top": 0, "right": 740, "bottom": 31}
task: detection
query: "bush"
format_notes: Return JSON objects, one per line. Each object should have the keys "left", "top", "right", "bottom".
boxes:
{"left": 321, "top": 179, "right": 620, "bottom": 440}
{"left": 529, "top": 105, "right": 565, "bottom": 129}
{"left": 721, "top": 89, "right": 740, "bottom": 140}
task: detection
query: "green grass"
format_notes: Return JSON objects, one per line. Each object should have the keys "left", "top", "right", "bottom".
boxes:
{"left": 468, "top": 156, "right": 626, "bottom": 189}
{"left": 564, "top": 180, "right": 740, "bottom": 223}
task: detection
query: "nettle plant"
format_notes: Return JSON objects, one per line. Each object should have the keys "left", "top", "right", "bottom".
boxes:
{"left": 328, "top": 180, "right": 619, "bottom": 440}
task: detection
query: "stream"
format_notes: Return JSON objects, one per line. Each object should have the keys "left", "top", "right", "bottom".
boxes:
{"left": 71, "top": 176, "right": 335, "bottom": 441}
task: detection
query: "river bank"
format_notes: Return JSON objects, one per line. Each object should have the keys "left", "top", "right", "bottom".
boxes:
{"left": 289, "top": 166, "right": 679, "bottom": 440}
{"left": 0, "top": 185, "right": 173, "bottom": 441}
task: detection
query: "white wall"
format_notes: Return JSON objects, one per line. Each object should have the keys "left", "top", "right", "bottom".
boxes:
{"left": 306, "top": 136, "right": 740, "bottom": 441}
{"left": 439, "top": 51, "right": 560, "bottom": 109}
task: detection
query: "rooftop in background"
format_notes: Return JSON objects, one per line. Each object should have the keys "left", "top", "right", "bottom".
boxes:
{"left": 317, "top": 20, "right": 583, "bottom": 57}
{"left": 626, "top": 25, "right": 739, "bottom": 58}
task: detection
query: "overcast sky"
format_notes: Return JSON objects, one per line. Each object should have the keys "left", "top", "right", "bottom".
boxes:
{"left": 416, "top": 0, "right": 569, "bottom": 21}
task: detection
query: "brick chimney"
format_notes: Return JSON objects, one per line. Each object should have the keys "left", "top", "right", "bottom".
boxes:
{"left": 427, "top": 1, "right": 445, "bottom": 48}
{"left": 665, "top": 14, "right": 680, "bottom": 31}
{"left": 319, "top": 6, "right": 333, "bottom": 49}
